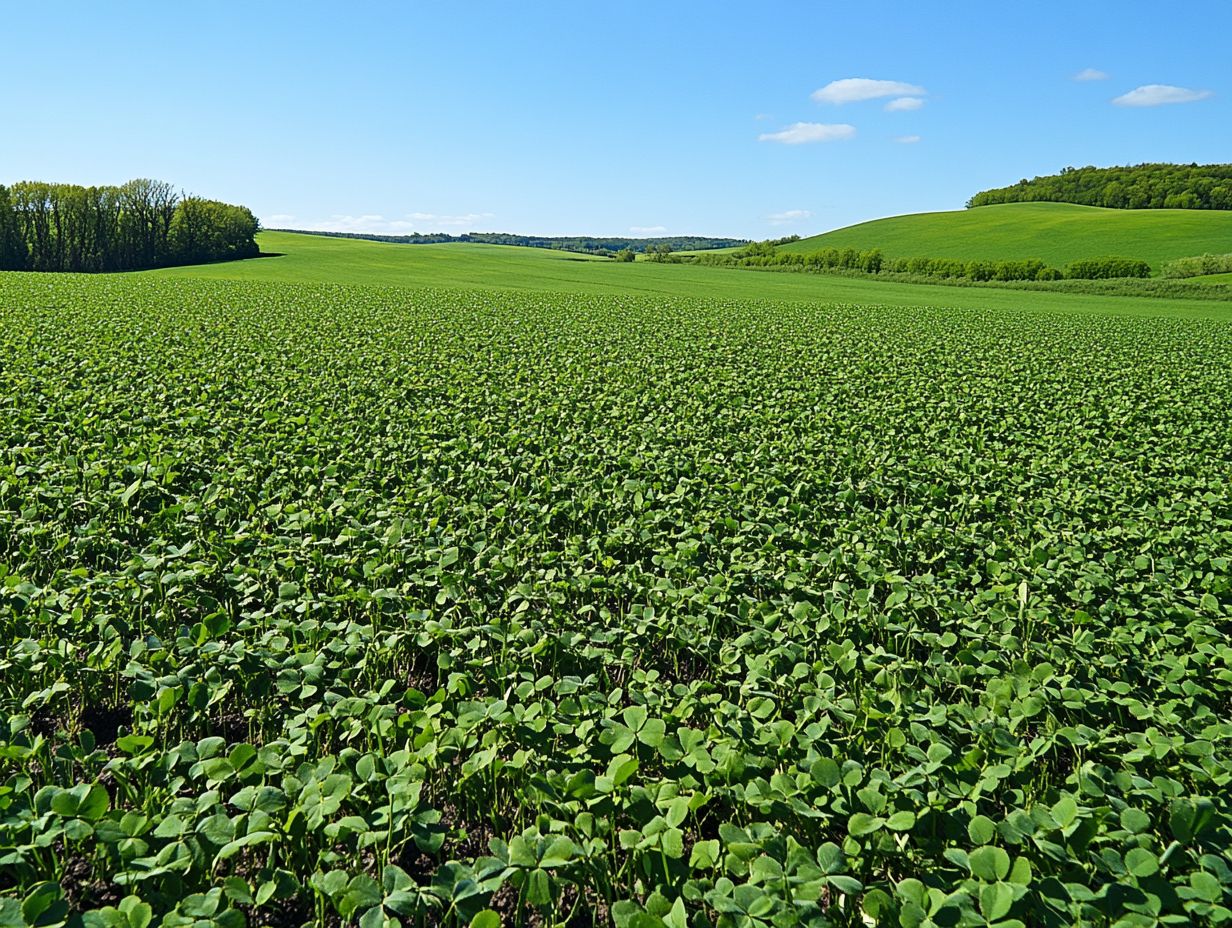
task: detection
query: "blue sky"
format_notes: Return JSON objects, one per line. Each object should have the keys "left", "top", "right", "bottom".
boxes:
{"left": 4, "top": 1, "right": 1229, "bottom": 238}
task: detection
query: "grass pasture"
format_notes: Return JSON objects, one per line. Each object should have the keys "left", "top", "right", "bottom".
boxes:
{"left": 1190, "top": 272, "right": 1232, "bottom": 285}
{"left": 148, "top": 231, "right": 1232, "bottom": 318}
{"left": 2, "top": 267, "right": 1231, "bottom": 926}
{"left": 777, "top": 202, "right": 1232, "bottom": 271}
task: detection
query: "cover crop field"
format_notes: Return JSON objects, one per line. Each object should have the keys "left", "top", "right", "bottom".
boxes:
{"left": 2, "top": 273, "right": 1231, "bottom": 927}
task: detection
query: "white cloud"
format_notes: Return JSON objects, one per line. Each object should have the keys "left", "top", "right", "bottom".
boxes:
{"left": 894, "top": 135, "right": 922, "bottom": 144}
{"left": 1074, "top": 68, "right": 1108, "bottom": 81}
{"left": 630, "top": 225, "right": 667, "bottom": 234}
{"left": 885, "top": 96, "right": 924, "bottom": 112}
{"left": 1112, "top": 84, "right": 1212, "bottom": 107}
{"left": 766, "top": 209, "right": 812, "bottom": 225}
{"left": 263, "top": 214, "right": 296, "bottom": 226}
{"left": 812, "top": 78, "right": 926, "bottom": 104}
{"left": 753, "top": 113, "right": 772, "bottom": 121}
{"left": 288, "top": 212, "right": 494, "bottom": 234}
{"left": 758, "top": 122, "right": 856, "bottom": 144}
{"left": 408, "top": 211, "right": 495, "bottom": 227}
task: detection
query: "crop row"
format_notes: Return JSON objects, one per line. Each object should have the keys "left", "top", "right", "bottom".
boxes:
{"left": 1, "top": 275, "right": 1230, "bottom": 926}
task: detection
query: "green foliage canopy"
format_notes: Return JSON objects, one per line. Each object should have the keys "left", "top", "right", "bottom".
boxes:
{"left": 0, "top": 179, "right": 259, "bottom": 272}
{"left": 969, "top": 163, "right": 1232, "bottom": 210}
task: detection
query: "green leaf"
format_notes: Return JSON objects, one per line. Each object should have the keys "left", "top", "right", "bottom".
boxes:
{"left": 886, "top": 810, "right": 916, "bottom": 831}
{"left": 979, "top": 882, "right": 1014, "bottom": 922}
{"left": 1189, "top": 871, "right": 1223, "bottom": 904}
{"left": 78, "top": 783, "right": 110, "bottom": 821}
{"left": 1008, "top": 855, "right": 1033, "bottom": 886}
{"left": 689, "top": 839, "right": 721, "bottom": 870}
{"left": 622, "top": 705, "right": 648, "bottom": 731}
{"left": 469, "top": 912, "right": 501, "bottom": 928}
{"left": 0, "top": 898, "right": 23, "bottom": 928}
{"left": 968, "top": 814, "right": 997, "bottom": 845}
{"left": 665, "top": 797, "right": 689, "bottom": 828}
{"left": 969, "top": 846, "right": 1011, "bottom": 882}
{"left": 1125, "top": 848, "right": 1158, "bottom": 878}
{"left": 661, "top": 827, "right": 684, "bottom": 859}
{"left": 811, "top": 757, "right": 840, "bottom": 788}
{"left": 1051, "top": 796, "right": 1078, "bottom": 828}
{"left": 816, "top": 842, "right": 845, "bottom": 875}
{"left": 119, "top": 897, "right": 153, "bottom": 928}
{"left": 828, "top": 875, "right": 863, "bottom": 895}
{"left": 638, "top": 718, "right": 666, "bottom": 748}
{"left": 848, "top": 812, "right": 884, "bottom": 836}
{"left": 539, "top": 836, "right": 575, "bottom": 868}
{"left": 1120, "top": 808, "right": 1151, "bottom": 834}
{"left": 525, "top": 869, "right": 551, "bottom": 906}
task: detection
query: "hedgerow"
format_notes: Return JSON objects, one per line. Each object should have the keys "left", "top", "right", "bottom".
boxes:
{"left": 1161, "top": 254, "right": 1232, "bottom": 279}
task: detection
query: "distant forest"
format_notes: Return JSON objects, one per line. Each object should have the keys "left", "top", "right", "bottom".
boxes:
{"left": 0, "top": 179, "right": 259, "bottom": 272}
{"left": 273, "top": 229, "right": 750, "bottom": 256}
{"left": 968, "top": 163, "right": 1232, "bottom": 210}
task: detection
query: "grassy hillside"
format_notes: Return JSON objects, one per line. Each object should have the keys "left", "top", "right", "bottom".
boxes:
{"left": 145, "top": 230, "right": 1229, "bottom": 320}
{"left": 779, "top": 202, "right": 1232, "bottom": 271}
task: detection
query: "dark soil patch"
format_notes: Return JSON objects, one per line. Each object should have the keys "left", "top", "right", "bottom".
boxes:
{"left": 79, "top": 702, "right": 132, "bottom": 749}
{"left": 214, "top": 706, "right": 251, "bottom": 744}
{"left": 240, "top": 894, "right": 339, "bottom": 928}
{"left": 59, "top": 853, "right": 123, "bottom": 911}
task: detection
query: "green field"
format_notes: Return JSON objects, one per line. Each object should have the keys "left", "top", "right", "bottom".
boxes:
{"left": 147, "top": 231, "right": 1232, "bottom": 320}
{"left": 777, "top": 202, "right": 1232, "bottom": 271}
{"left": 1191, "top": 272, "right": 1232, "bottom": 285}
{"left": 3, "top": 248, "right": 1232, "bottom": 928}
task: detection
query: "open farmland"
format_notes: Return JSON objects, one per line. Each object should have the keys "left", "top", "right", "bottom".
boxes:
{"left": 776, "top": 203, "right": 1232, "bottom": 273}
{"left": 152, "top": 232, "right": 1231, "bottom": 315}
{"left": 2, "top": 272, "right": 1232, "bottom": 927}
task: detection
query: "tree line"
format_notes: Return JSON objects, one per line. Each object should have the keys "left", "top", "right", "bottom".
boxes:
{"left": 272, "top": 228, "right": 749, "bottom": 257}
{"left": 0, "top": 179, "right": 259, "bottom": 272}
{"left": 689, "top": 243, "right": 1150, "bottom": 280}
{"left": 968, "top": 163, "right": 1232, "bottom": 211}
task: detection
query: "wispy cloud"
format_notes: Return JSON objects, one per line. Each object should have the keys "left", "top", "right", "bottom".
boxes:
{"left": 284, "top": 212, "right": 495, "bottom": 233}
{"left": 758, "top": 122, "right": 856, "bottom": 144}
{"left": 1112, "top": 84, "right": 1212, "bottom": 107}
{"left": 408, "top": 212, "right": 495, "bottom": 227}
{"left": 885, "top": 96, "right": 924, "bottom": 112}
{"left": 1074, "top": 68, "right": 1108, "bottom": 81}
{"left": 263, "top": 214, "right": 296, "bottom": 226}
{"left": 812, "top": 78, "right": 926, "bottom": 104}
{"left": 753, "top": 113, "right": 772, "bottom": 121}
{"left": 630, "top": 225, "right": 667, "bottom": 234}
{"left": 766, "top": 209, "right": 812, "bottom": 225}
{"left": 894, "top": 135, "right": 921, "bottom": 144}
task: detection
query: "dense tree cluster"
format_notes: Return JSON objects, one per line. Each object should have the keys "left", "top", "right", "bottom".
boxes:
{"left": 691, "top": 243, "right": 1150, "bottom": 281}
{"left": 273, "top": 228, "right": 749, "bottom": 256}
{"left": 0, "top": 179, "right": 259, "bottom": 272}
{"left": 968, "top": 163, "right": 1232, "bottom": 210}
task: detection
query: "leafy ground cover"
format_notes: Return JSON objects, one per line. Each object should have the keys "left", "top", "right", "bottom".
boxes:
{"left": 1, "top": 273, "right": 1231, "bottom": 927}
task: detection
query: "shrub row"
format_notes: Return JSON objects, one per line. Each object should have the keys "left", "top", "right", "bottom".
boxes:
{"left": 694, "top": 245, "right": 1153, "bottom": 281}
{"left": 1160, "top": 253, "right": 1232, "bottom": 279}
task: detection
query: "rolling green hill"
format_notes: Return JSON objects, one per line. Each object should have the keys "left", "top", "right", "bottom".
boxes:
{"left": 140, "top": 230, "right": 1230, "bottom": 319}
{"left": 779, "top": 202, "right": 1232, "bottom": 271}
